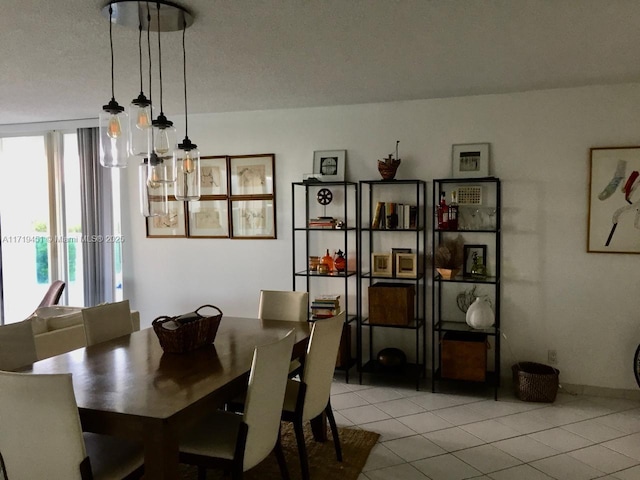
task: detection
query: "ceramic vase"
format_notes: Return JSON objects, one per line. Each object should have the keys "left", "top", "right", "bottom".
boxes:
{"left": 465, "top": 297, "right": 494, "bottom": 329}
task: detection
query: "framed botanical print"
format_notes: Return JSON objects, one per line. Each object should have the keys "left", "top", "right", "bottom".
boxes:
{"left": 146, "top": 199, "right": 187, "bottom": 237}
{"left": 199, "top": 155, "right": 228, "bottom": 196}
{"left": 229, "top": 154, "right": 274, "bottom": 196}
{"left": 230, "top": 199, "right": 276, "bottom": 238}
{"left": 187, "top": 199, "right": 229, "bottom": 238}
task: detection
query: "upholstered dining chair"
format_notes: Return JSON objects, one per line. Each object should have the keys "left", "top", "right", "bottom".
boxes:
{"left": 37, "top": 280, "right": 66, "bottom": 308}
{"left": 0, "top": 371, "right": 144, "bottom": 479}
{"left": 281, "top": 312, "right": 345, "bottom": 480}
{"left": 258, "top": 290, "right": 308, "bottom": 375}
{"left": 179, "top": 330, "right": 296, "bottom": 480}
{"left": 0, "top": 320, "right": 37, "bottom": 371}
{"left": 82, "top": 299, "right": 134, "bottom": 346}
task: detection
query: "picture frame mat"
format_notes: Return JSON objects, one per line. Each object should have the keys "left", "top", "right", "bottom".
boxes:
{"left": 200, "top": 155, "right": 228, "bottom": 196}
{"left": 230, "top": 198, "right": 275, "bottom": 238}
{"left": 229, "top": 154, "right": 274, "bottom": 196}
{"left": 187, "top": 199, "right": 229, "bottom": 237}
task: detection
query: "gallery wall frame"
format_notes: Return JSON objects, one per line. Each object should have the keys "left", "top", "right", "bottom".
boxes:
{"left": 452, "top": 143, "right": 490, "bottom": 178}
{"left": 199, "top": 155, "right": 228, "bottom": 196}
{"left": 588, "top": 146, "right": 640, "bottom": 253}
{"left": 146, "top": 199, "right": 187, "bottom": 238}
{"left": 229, "top": 154, "right": 274, "bottom": 196}
{"left": 186, "top": 199, "right": 229, "bottom": 238}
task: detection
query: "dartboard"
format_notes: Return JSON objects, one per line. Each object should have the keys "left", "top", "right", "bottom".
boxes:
{"left": 316, "top": 188, "right": 333, "bottom": 205}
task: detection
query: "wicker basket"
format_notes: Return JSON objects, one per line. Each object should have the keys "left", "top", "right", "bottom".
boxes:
{"left": 152, "top": 305, "right": 222, "bottom": 354}
{"left": 377, "top": 159, "right": 401, "bottom": 180}
{"left": 512, "top": 362, "right": 559, "bottom": 403}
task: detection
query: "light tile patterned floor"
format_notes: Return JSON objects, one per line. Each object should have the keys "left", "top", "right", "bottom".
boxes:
{"left": 329, "top": 378, "right": 640, "bottom": 480}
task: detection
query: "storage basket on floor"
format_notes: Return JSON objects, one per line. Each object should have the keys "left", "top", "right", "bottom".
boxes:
{"left": 512, "top": 362, "right": 559, "bottom": 402}
{"left": 152, "top": 305, "right": 222, "bottom": 354}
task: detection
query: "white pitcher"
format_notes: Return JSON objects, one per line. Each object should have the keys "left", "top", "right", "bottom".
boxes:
{"left": 465, "top": 297, "right": 494, "bottom": 329}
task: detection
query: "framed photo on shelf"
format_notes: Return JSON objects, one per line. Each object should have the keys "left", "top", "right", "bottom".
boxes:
{"left": 229, "top": 154, "right": 274, "bottom": 196}
{"left": 371, "top": 252, "right": 392, "bottom": 276}
{"left": 200, "top": 156, "right": 228, "bottom": 196}
{"left": 187, "top": 199, "right": 229, "bottom": 238}
{"left": 588, "top": 146, "right": 640, "bottom": 253}
{"left": 452, "top": 143, "right": 490, "bottom": 178}
{"left": 463, "top": 244, "right": 487, "bottom": 277}
{"left": 230, "top": 198, "right": 276, "bottom": 238}
{"left": 395, "top": 253, "right": 417, "bottom": 278}
{"left": 146, "top": 199, "right": 187, "bottom": 237}
{"left": 313, "top": 150, "right": 346, "bottom": 182}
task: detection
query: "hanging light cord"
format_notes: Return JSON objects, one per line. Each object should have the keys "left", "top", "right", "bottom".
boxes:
{"left": 147, "top": 2, "right": 155, "bottom": 144}
{"left": 182, "top": 20, "right": 189, "bottom": 137}
{"left": 109, "top": 5, "right": 115, "bottom": 101}
{"left": 137, "top": 22, "right": 143, "bottom": 94}
{"left": 156, "top": 2, "right": 164, "bottom": 115}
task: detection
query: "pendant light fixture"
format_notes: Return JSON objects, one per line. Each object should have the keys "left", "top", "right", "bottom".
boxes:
{"left": 174, "top": 19, "right": 200, "bottom": 201}
{"left": 128, "top": 15, "right": 152, "bottom": 158}
{"left": 149, "top": 1, "right": 177, "bottom": 185}
{"left": 99, "top": 4, "right": 129, "bottom": 168}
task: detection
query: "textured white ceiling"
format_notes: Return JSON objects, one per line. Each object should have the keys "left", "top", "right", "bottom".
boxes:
{"left": 2, "top": 0, "right": 640, "bottom": 126}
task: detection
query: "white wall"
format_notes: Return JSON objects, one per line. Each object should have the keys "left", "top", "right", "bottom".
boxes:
{"left": 122, "top": 83, "right": 640, "bottom": 391}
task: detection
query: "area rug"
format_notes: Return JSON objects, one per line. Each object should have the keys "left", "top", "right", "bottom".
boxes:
{"left": 179, "top": 421, "right": 379, "bottom": 479}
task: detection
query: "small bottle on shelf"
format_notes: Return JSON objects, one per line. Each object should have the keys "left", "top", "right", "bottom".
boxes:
{"left": 321, "top": 249, "right": 334, "bottom": 273}
{"left": 437, "top": 192, "right": 449, "bottom": 229}
{"left": 448, "top": 190, "right": 459, "bottom": 230}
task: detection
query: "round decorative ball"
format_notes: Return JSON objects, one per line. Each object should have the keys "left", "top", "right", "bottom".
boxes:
{"left": 377, "top": 348, "right": 407, "bottom": 368}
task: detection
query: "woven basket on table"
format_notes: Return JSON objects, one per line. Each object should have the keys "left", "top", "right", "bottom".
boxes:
{"left": 152, "top": 305, "right": 222, "bottom": 354}
{"left": 512, "top": 361, "right": 559, "bottom": 403}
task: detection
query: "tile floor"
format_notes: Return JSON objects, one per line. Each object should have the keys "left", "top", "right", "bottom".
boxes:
{"left": 329, "top": 378, "right": 640, "bottom": 480}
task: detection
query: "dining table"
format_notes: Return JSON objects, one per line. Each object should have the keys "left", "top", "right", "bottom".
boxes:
{"left": 25, "top": 316, "right": 312, "bottom": 480}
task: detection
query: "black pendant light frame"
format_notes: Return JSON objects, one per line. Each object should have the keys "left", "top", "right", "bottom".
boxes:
{"left": 102, "top": 5, "right": 124, "bottom": 115}
{"left": 178, "top": 19, "right": 197, "bottom": 152}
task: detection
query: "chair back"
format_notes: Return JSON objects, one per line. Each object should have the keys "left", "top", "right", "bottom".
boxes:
{"left": 301, "top": 312, "right": 345, "bottom": 420}
{"left": 258, "top": 290, "right": 308, "bottom": 322}
{"left": 0, "top": 320, "right": 38, "bottom": 371}
{"left": 82, "top": 299, "right": 133, "bottom": 346}
{"left": 37, "top": 280, "right": 66, "bottom": 308}
{"left": 0, "top": 371, "right": 87, "bottom": 479}
{"left": 243, "top": 330, "right": 296, "bottom": 470}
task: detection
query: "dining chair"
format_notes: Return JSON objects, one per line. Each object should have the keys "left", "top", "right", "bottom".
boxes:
{"left": 281, "top": 312, "right": 345, "bottom": 480}
{"left": 0, "top": 320, "right": 37, "bottom": 371}
{"left": 258, "top": 290, "right": 308, "bottom": 322}
{"left": 37, "top": 280, "right": 66, "bottom": 308}
{"left": 82, "top": 299, "right": 134, "bottom": 346}
{"left": 179, "top": 329, "right": 296, "bottom": 480}
{"left": 0, "top": 370, "right": 144, "bottom": 479}
{"left": 258, "top": 290, "right": 308, "bottom": 375}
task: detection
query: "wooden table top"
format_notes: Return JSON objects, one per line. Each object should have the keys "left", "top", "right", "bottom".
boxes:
{"left": 26, "top": 316, "right": 311, "bottom": 420}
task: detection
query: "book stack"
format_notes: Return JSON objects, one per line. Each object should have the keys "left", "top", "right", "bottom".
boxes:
{"left": 372, "top": 202, "right": 418, "bottom": 229}
{"left": 308, "top": 217, "right": 336, "bottom": 229}
{"left": 310, "top": 294, "right": 341, "bottom": 319}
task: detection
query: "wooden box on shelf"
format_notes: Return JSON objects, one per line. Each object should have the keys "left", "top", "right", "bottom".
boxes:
{"left": 368, "top": 282, "right": 415, "bottom": 325}
{"left": 441, "top": 331, "right": 487, "bottom": 382}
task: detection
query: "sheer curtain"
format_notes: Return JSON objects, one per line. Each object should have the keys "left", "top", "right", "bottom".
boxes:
{"left": 77, "top": 127, "right": 115, "bottom": 305}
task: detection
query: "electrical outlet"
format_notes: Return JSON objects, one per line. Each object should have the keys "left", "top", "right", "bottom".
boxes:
{"left": 548, "top": 349, "right": 557, "bottom": 365}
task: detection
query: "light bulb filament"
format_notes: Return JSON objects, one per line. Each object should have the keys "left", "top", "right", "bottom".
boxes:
{"left": 183, "top": 152, "right": 194, "bottom": 174}
{"left": 107, "top": 115, "right": 122, "bottom": 139}
{"left": 136, "top": 109, "right": 151, "bottom": 130}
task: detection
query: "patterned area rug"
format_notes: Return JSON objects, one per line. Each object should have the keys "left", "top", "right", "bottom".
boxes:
{"left": 179, "top": 422, "right": 379, "bottom": 480}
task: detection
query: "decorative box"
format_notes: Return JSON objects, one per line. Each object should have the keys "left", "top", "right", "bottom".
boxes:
{"left": 441, "top": 331, "right": 487, "bottom": 382}
{"left": 368, "top": 282, "right": 415, "bottom": 325}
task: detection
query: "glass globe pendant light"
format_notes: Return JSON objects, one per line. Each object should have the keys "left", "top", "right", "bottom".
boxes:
{"left": 149, "top": 2, "right": 176, "bottom": 185}
{"left": 139, "top": 157, "right": 169, "bottom": 217}
{"left": 99, "top": 4, "right": 129, "bottom": 168}
{"left": 174, "top": 20, "right": 200, "bottom": 201}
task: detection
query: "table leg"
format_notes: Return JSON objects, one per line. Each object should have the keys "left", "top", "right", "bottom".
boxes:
{"left": 143, "top": 419, "right": 179, "bottom": 479}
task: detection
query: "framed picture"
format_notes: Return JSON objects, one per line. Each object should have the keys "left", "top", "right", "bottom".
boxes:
{"left": 588, "top": 146, "right": 640, "bottom": 253}
{"left": 229, "top": 154, "right": 274, "bottom": 196}
{"left": 200, "top": 155, "right": 228, "bottom": 196}
{"left": 463, "top": 244, "right": 487, "bottom": 277}
{"left": 187, "top": 199, "right": 229, "bottom": 238}
{"left": 371, "top": 252, "right": 392, "bottom": 276}
{"left": 391, "top": 247, "right": 411, "bottom": 273}
{"left": 146, "top": 199, "right": 187, "bottom": 237}
{"left": 313, "top": 150, "right": 346, "bottom": 182}
{"left": 452, "top": 143, "right": 490, "bottom": 178}
{"left": 230, "top": 199, "right": 276, "bottom": 238}
{"left": 395, "top": 253, "right": 417, "bottom": 278}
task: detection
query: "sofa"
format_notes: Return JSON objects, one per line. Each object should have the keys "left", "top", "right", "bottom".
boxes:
{"left": 29, "top": 305, "right": 141, "bottom": 361}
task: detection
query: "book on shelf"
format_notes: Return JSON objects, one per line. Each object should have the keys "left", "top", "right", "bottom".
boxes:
{"left": 308, "top": 216, "right": 336, "bottom": 228}
{"left": 372, "top": 202, "right": 385, "bottom": 229}
{"left": 310, "top": 294, "right": 341, "bottom": 319}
